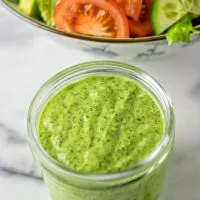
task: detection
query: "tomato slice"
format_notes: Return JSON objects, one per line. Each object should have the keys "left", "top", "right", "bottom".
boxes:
{"left": 53, "top": 0, "right": 130, "bottom": 38}
{"left": 128, "top": 0, "right": 153, "bottom": 37}
{"left": 128, "top": 18, "right": 153, "bottom": 37}
{"left": 116, "top": 0, "right": 143, "bottom": 22}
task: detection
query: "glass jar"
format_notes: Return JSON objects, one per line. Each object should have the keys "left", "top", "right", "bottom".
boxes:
{"left": 28, "top": 61, "right": 175, "bottom": 200}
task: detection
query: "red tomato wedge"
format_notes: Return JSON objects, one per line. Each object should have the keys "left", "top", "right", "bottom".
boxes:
{"left": 53, "top": 0, "right": 130, "bottom": 38}
{"left": 128, "top": 0, "right": 153, "bottom": 37}
{"left": 128, "top": 18, "right": 153, "bottom": 37}
{"left": 117, "top": 0, "right": 143, "bottom": 22}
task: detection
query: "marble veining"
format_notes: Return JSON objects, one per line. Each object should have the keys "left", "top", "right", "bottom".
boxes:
{"left": 0, "top": 122, "right": 41, "bottom": 179}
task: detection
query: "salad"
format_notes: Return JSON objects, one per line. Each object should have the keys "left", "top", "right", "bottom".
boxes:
{"left": 17, "top": 0, "right": 200, "bottom": 44}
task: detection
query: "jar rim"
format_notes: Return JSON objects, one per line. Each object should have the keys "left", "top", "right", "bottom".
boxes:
{"left": 28, "top": 61, "right": 175, "bottom": 183}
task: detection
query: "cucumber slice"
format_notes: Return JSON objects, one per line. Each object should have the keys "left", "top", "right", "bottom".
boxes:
{"left": 19, "top": 0, "right": 39, "bottom": 17}
{"left": 189, "top": 13, "right": 199, "bottom": 19}
{"left": 181, "top": 0, "right": 200, "bottom": 16}
{"left": 152, "top": 0, "right": 187, "bottom": 35}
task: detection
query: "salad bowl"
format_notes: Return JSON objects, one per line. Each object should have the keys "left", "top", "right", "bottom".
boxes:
{"left": 1, "top": 0, "right": 200, "bottom": 60}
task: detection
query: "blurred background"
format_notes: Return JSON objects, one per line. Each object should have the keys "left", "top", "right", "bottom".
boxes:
{"left": 0, "top": 5, "right": 200, "bottom": 200}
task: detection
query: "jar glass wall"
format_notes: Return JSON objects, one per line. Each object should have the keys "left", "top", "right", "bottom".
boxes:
{"left": 28, "top": 61, "right": 175, "bottom": 200}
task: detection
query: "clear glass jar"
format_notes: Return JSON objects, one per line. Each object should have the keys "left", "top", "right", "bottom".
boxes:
{"left": 28, "top": 61, "right": 175, "bottom": 200}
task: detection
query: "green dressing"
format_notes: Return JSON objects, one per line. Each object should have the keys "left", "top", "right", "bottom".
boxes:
{"left": 38, "top": 75, "right": 164, "bottom": 173}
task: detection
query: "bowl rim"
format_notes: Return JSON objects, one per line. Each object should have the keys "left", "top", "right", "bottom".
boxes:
{"left": 1, "top": 0, "right": 200, "bottom": 44}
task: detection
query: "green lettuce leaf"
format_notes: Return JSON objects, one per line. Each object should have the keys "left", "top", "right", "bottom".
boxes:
{"left": 166, "top": 15, "right": 200, "bottom": 45}
{"left": 36, "top": 0, "right": 58, "bottom": 25}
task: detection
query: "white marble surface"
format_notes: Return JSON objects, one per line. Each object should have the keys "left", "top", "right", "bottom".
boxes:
{"left": 1, "top": 5, "right": 200, "bottom": 200}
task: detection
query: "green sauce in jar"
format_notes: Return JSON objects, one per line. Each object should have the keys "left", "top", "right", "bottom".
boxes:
{"left": 38, "top": 75, "right": 164, "bottom": 173}
{"left": 28, "top": 61, "right": 174, "bottom": 200}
